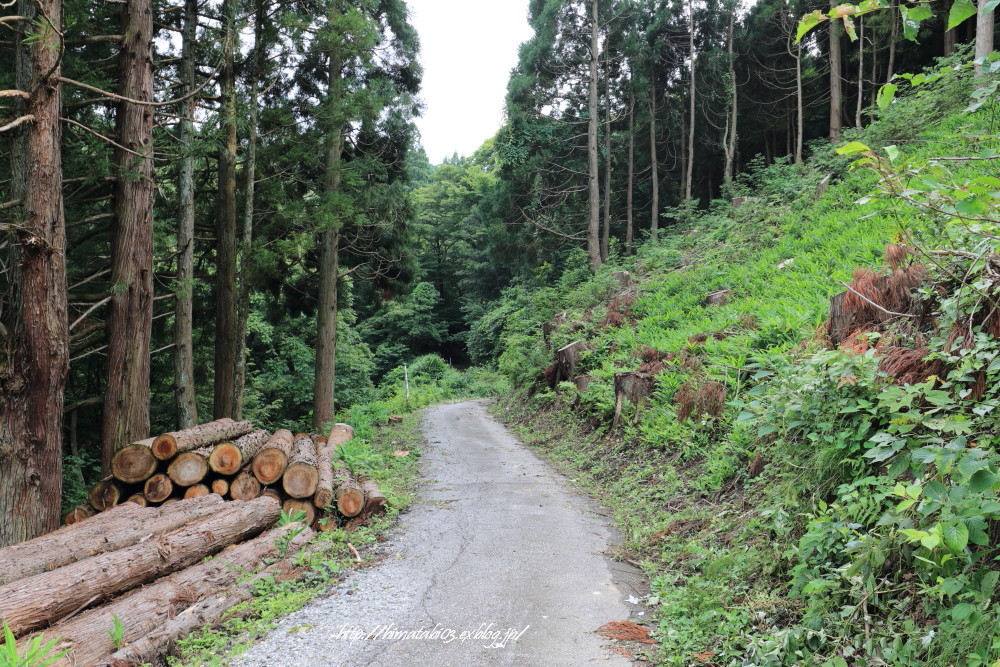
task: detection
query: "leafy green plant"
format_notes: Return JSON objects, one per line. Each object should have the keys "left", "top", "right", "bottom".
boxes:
{"left": 108, "top": 614, "right": 125, "bottom": 651}
{"left": 0, "top": 621, "right": 68, "bottom": 667}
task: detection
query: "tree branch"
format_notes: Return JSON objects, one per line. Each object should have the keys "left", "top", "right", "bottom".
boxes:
{"left": 0, "top": 114, "right": 34, "bottom": 133}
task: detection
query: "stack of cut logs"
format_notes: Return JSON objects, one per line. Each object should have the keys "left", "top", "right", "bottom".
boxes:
{"left": 0, "top": 419, "right": 393, "bottom": 665}
{"left": 72, "top": 418, "right": 387, "bottom": 532}
{"left": 2, "top": 495, "right": 330, "bottom": 665}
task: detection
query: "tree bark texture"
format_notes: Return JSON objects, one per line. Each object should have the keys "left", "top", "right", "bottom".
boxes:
{"left": 0, "top": 0, "right": 69, "bottom": 547}
{"left": 103, "top": 0, "right": 156, "bottom": 474}
{"left": 173, "top": 0, "right": 199, "bottom": 429}
{"left": 829, "top": 0, "right": 843, "bottom": 142}
{"left": 586, "top": 0, "right": 602, "bottom": 270}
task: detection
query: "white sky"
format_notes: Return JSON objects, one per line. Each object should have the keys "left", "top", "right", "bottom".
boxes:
{"left": 407, "top": 0, "right": 534, "bottom": 164}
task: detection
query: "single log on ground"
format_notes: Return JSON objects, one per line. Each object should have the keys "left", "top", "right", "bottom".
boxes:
{"left": 229, "top": 465, "right": 261, "bottom": 501}
{"left": 0, "top": 496, "right": 281, "bottom": 637}
{"left": 208, "top": 429, "right": 270, "bottom": 476}
{"left": 313, "top": 445, "right": 335, "bottom": 509}
{"left": 88, "top": 478, "right": 122, "bottom": 511}
{"left": 39, "top": 523, "right": 313, "bottom": 667}
{"left": 252, "top": 429, "right": 294, "bottom": 485}
{"left": 333, "top": 464, "right": 364, "bottom": 518}
{"left": 183, "top": 484, "right": 210, "bottom": 499}
{"left": 99, "top": 527, "right": 317, "bottom": 666}
{"left": 167, "top": 451, "right": 209, "bottom": 487}
{"left": 359, "top": 477, "right": 387, "bottom": 517}
{"left": 126, "top": 494, "right": 148, "bottom": 507}
{"left": 327, "top": 423, "right": 354, "bottom": 446}
{"left": 143, "top": 473, "right": 174, "bottom": 503}
{"left": 110, "top": 437, "right": 158, "bottom": 483}
{"left": 210, "top": 478, "right": 229, "bottom": 496}
{"left": 62, "top": 505, "right": 94, "bottom": 526}
{"left": 282, "top": 498, "right": 316, "bottom": 526}
{"left": 282, "top": 435, "right": 319, "bottom": 499}
{"left": 151, "top": 418, "right": 251, "bottom": 460}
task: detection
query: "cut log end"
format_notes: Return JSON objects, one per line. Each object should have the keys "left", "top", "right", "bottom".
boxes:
{"left": 88, "top": 479, "right": 122, "bottom": 512}
{"left": 282, "top": 463, "right": 319, "bottom": 500}
{"left": 229, "top": 470, "right": 262, "bottom": 502}
{"left": 63, "top": 505, "right": 96, "bottom": 525}
{"left": 111, "top": 442, "right": 159, "bottom": 484}
{"left": 183, "top": 484, "right": 210, "bottom": 499}
{"left": 151, "top": 433, "right": 178, "bottom": 460}
{"left": 126, "top": 494, "right": 149, "bottom": 507}
{"left": 208, "top": 442, "right": 243, "bottom": 475}
{"left": 143, "top": 474, "right": 173, "bottom": 504}
{"left": 282, "top": 499, "right": 316, "bottom": 526}
{"left": 210, "top": 479, "right": 230, "bottom": 496}
{"left": 167, "top": 451, "right": 209, "bottom": 487}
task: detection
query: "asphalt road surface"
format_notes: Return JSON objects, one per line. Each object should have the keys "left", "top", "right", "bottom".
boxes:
{"left": 234, "top": 400, "right": 644, "bottom": 666}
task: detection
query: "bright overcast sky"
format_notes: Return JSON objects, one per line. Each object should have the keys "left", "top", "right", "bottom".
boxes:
{"left": 408, "top": 0, "right": 534, "bottom": 164}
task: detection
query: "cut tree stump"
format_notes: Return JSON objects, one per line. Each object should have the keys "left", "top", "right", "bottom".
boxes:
{"left": 37, "top": 523, "right": 314, "bottom": 667}
{"left": 61, "top": 505, "right": 94, "bottom": 526}
{"left": 252, "top": 429, "right": 294, "bottom": 485}
{"left": 333, "top": 464, "right": 364, "bottom": 518}
{"left": 0, "top": 496, "right": 281, "bottom": 638}
{"left": 282, "top": 435, "right": 319, "bottom": 499}
{"left": 167, "top": 451, "right": 210, "bottom": 487}
{"left": 110, "top": 437, "right": 158, "bottom": 484}
{"left": 612, "top": 371, "right": 656, "bottom": 427}
{"left": 151, "top": 418, "right": 251, "bottom": 460}
{"left": 554, "top": 341, "right": 586, "bottom": 385}
{"left": 828, "top": 291, "right": 855, "bottom": 345}
{"left": 229, "top": 465, "right": 261, "bottom": 501}
{"left": 143, "top": 473, "right": 174, "bottom": 503}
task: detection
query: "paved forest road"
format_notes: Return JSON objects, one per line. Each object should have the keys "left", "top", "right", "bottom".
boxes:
{"left": 234, "top": 400, "right": 644, "bottom": 666}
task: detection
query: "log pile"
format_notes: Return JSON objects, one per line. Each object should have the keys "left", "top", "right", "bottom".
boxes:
{"left": 68, "top": 419, "right": 384, "bottom": 535}
{"left": 0, "top": 419, "right": 392, "bottom": 665}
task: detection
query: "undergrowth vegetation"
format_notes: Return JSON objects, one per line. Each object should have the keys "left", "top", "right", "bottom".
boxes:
{"left": 486, "top": 51, "right": 1000, "bottom": 665}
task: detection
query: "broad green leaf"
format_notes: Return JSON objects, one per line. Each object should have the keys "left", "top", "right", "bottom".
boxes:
{"left": 842, "top": 16, "right": 858, "bottom": 41}
{"left": 836, "top": 141, "right": 870, "bottom": 155}
{"left": 877, "top": 84, "right": 897, "bottom": 109}
{"left": 984, "top": 0, "right": 1000, "bottom": 12}
{"left": 900, "top": 4, "right": 932, "bottom": 40}
{"left": 952, "top": 602, "right": 976, "bottom": 621}
{"left": 948, "top": 0, "right": 978, "bottom": 29}
{"left": 796, "top": 10, "right": 827, "bottom": 43}
{"left": 942, "top": 522, "right": 969, "bottom": 553}
{"left": 969, "top": 469, "right": 998, "bottom": 493}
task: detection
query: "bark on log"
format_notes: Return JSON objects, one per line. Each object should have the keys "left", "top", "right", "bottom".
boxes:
{"left": 333, "top": 464, "right": 364, "bottom": 518}
{"left": 313, "top": 445, "right": 335, "bottom": 509}
{"left": 183, "top": 484, "right": 210, "bottom": 499}
{"left": 110, "top": 437, "right": 158, "bottom": 483}
{"left": 62, "top": 505, "right": 95, "bottom": 526}
{"left": 229, "top": 465, "right": 261, "bottom": 501}
{"left": 282, "top": 435, "right": 319, "bottom": 499}
{"left": 88, "top": 478, "right": 122, "bottom": 511}
{"left": 282, "top": 498, "right": 316, "bottom": 526}
{"left": 37, "top": 523, "right": 313, "bottom": 667}
{"left": 0, "top": 496, "right": 281, "bottom": 637}
{"left": 210, "top": 478, "right": 229, "bottom": 496}
{"left": 0, "top": 496, "right": 225, "bottom": 587}
{"left": 143, "top": 473, "right": 174, "bottom": 503}
{"left": 251, "top": 429, "right": 294, "bottom": 485}
{"left": 126, "top": 494, "right": 148, "bottom": 507}
{"left": 327, "top": 423, "right": 354, "bottom": 445}
{"left": 151, "top": 418, "right": 250, "bottom": 460}
{"left": 167, "top": 451, "right": 209, "bottom": 487}
{"left": 359, "top": 477, "right": 387, "bottom": 517}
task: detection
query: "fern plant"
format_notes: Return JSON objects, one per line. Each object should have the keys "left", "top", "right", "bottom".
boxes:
{"left": 0, "top": 621, "right": 68, "bottom": 667}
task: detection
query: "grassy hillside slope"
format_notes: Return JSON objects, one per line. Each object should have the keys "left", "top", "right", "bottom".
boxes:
{"left": 482, "top": 54, "right": 1000, "bottom": 665}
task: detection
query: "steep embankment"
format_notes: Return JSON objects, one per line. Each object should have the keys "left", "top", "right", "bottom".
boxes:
{"left": 484, "top": 59, "right": 1000, "bottom": 665}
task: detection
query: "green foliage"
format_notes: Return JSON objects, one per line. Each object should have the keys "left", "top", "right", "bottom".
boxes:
{"left": 108, "top": 614, "right": 125, "bottom": 651}
{"left": 0, "top": 621, "right": 68, "bottom": 667}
